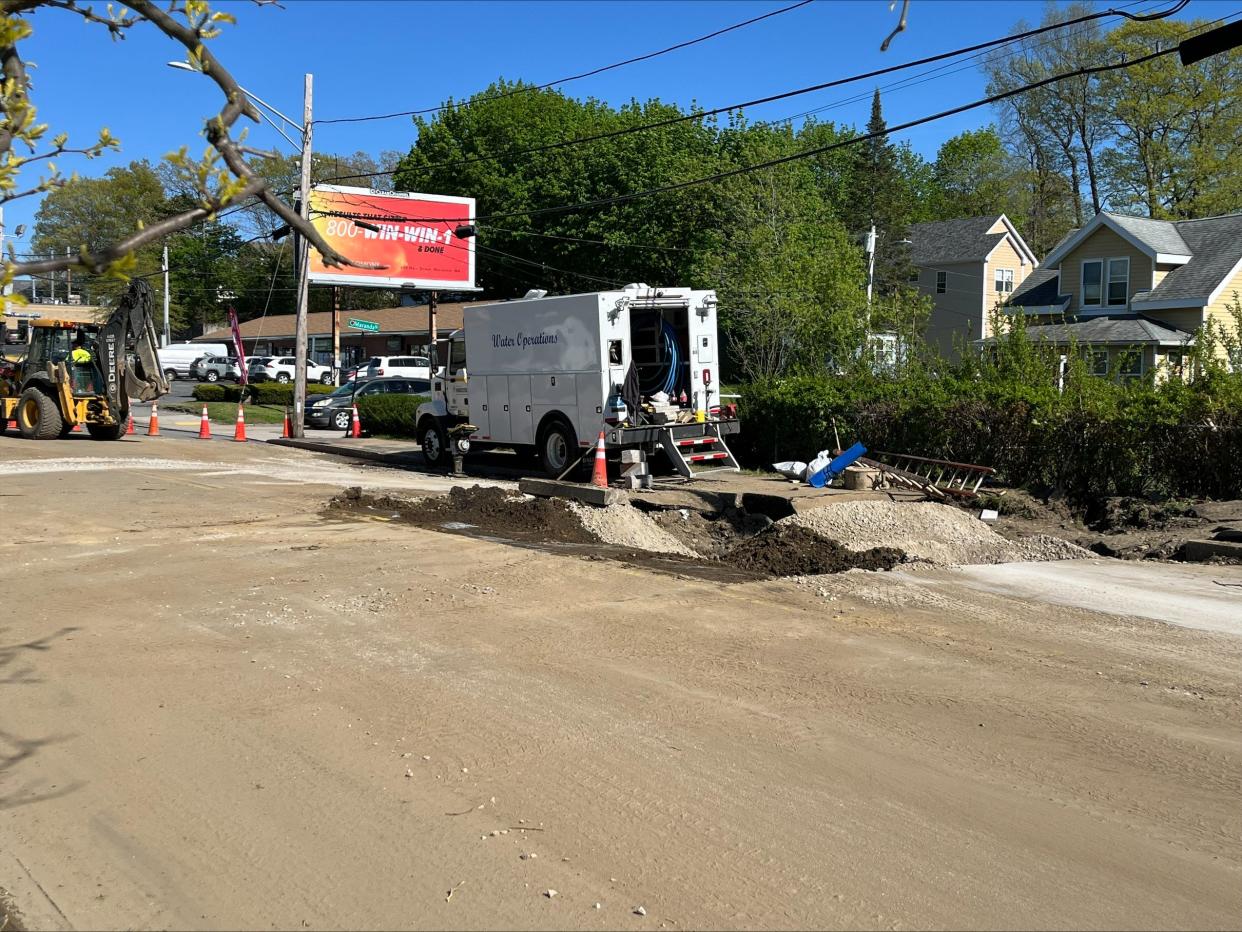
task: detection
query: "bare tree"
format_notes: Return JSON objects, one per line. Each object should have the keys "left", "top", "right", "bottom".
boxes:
{"left": 0, "top": 0, "right": 379, "bottom": 284}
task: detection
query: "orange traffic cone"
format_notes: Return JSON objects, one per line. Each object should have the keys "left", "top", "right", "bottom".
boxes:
{"left": 591, "top": 430, "right": 608, "bottom": 488}
{"left": 233, "top": 404, "right": 247, "bottom": 442}
{"left": 125, "top": 412, "right": 135, "bottom": 435}
{"left": 197, "top": 405, "right": 212, "bottom": 439}
{"left": 281, "top": 407, "right": 291, "bottom": 438}
{"left": 347, "top": 403, "right": 362, "bottom": 439}
{"left": 72, "top": 422, "right": 81, "bottom": 432}
{"left": 147, "top": 402, "right": 160, "bottom": 436}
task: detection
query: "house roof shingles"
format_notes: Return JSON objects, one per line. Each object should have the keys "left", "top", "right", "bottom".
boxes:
{"left": 197, "top": 302, "right": 478, "bottom": 342}
{"left": 1109, "top": 213, "right": 1192, "bottom": 257}
{"left": 989, "top": 313, "right": 1194, "bottom": 347}
{"left": 1008, "top": 268, "right": 1067, "bottom": 310}
{"left": 1133, "top": 214, "right": 1242, "bottom": 307}
{"left": 908, "top": 216, "right": 1006, "bottom": 266}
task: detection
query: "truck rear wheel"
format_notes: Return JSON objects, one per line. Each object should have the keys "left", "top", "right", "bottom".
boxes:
{"left": 538, "top": 417, "right": 578, "bottom": 478}
{"left": 420, "top": 419, "right": 450, "bottom": 470}
{"left": 16, "top": 386, "right": 64, "bottom": 440}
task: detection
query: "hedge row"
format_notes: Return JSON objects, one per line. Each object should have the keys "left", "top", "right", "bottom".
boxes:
{"left": 735, "top": 373, "right": 1242, "bottom": 507}
{"left": 356, "top": 394, "right": 428, "bottom": 437}
{"left": 192, "top": 382, "right": 333, "bottom": 405}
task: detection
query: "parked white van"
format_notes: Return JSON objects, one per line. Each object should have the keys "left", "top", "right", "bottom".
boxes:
{"left": 158, "top": 342, "right": 228, "bottom": 380}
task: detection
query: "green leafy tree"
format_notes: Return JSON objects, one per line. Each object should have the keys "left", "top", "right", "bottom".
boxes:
{"left": 31, "top": 161, "right": 169, "bottom": 303}
{"left": 393, "top": 81, "right": 723, "bottom": 298}
{"left": 929, "top": 128, "right": 1024, "bottom": 221}
{"left": 843, "top": 91, "right": 915, "bottom": 294}
{"left": 1097, "top": 18, "right": 1242, "bottom": 218}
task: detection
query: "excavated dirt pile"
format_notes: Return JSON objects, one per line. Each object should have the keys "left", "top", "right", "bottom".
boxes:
{"left": 721, "top": 525, "right": 905, "bottom": 576}
{"left": 328, "top": 485, "right": 595, "bottom": 543}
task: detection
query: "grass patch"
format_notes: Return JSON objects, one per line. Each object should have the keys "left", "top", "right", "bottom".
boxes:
{"left": 167, "top": 402, "right": 288, "bottom": 424}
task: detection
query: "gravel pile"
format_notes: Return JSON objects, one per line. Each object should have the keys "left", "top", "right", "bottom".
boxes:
{"left": 568, "top": 502, "right": 699, "bottom": 557}
{"left": 786, "top": 501, "right": 1089, "bottom": 566}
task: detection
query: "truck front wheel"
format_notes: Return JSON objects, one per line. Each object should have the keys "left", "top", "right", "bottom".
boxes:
{"left": 420, "top": 419, "right": 450, "bottom": 470}
{"left": 538, "top": 417, "right": 578, "bottom": 478}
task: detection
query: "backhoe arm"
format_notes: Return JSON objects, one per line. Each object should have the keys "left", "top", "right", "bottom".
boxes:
{"left": 96, "top": 280, "right": 170, "bottom": 411}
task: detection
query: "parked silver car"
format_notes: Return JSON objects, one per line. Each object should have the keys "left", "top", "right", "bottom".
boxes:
{"left": 191, "top": 355, "right": 243, "bottom": 382}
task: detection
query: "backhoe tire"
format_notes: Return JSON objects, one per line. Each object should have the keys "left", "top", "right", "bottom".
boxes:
{"left": 15, "top": 386, "right": 64, "bottom": 440}
{"left": 86, "top": 422, "right": 125, "bottom": 441}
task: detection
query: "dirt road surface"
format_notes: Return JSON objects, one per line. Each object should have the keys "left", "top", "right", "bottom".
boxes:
{"left": 1, "top": 434, "right": 1240, "bottom": 930}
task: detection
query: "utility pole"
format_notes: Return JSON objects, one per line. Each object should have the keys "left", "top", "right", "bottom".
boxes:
{"left": 332, "top": 285, "right": 341, "bottom": 385}
{"left": 864, "top": 222, "right": 877, "bottom": 339}
{"left": 162, "top": 244, "right": 171, "bottom": 346}
{"left": 291, "top": 72, "right": 313, "bottom": 438}
{"left": 428, "top": 291, "right": 438, "bottom": 367}
{"left": 65, "top": 246, "right": 72, "bottom": 303}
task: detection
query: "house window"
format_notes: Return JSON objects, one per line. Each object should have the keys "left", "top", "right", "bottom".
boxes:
{"left": 1082, "top": 258, "right": 1129, "bottom": 308}
{"left": 1107, "top": 258, "right": 1129, "bottom": 306}
{"left": 995, "top": 268, "right": 1014, "bottom": 293}
{"left": 908, "top": 268, "right": 920, "bottom": 284}
{"left": 1118, "top": 350, "right": 1143, "bottom": 382}
{"left": 935, "top": 271, "right": 946, "bottom": 294}
{"left": 1165, "top": 351, "right": 1184, "bottom": 378}
{"left": 1082, "top": 260, "right": 1103, "bottom": 307}
{"left": 1089, "top": 349, "right": 1109, "bottom": 377}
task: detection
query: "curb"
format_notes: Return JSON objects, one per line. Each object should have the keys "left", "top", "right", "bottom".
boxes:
{"left": 267, "top": 437, "right": 424, "bottom": 467}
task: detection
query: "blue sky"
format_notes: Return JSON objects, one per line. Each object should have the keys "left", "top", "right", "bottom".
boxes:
{"left": 7, "top": 0, "right": 1223, "bottom": 248}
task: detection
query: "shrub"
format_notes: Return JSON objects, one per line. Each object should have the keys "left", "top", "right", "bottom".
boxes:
{"left": 356, "top": 394, "right": 428, "bottom": 437}
{"left": 192, "top": 382, "right": 332, "bottom": 405}
{"left": 736, "top": 371, "right": 1242, "bottom": 507}
{"left": 191, "top": 383, "right": 240, "bottom": 402}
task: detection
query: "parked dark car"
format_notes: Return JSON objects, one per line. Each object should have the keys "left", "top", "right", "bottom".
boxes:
{"left": 303, "top": 376, "right": 431, "bottom": 430}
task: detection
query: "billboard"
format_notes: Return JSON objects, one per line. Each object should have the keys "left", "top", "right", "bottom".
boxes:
{"left": 306, "top": 185, "right": 477, "bottom": 291}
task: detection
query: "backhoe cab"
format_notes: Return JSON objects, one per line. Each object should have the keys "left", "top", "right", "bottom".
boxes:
{"left": 1, "top": 280, "right": 169, "bottom": 440}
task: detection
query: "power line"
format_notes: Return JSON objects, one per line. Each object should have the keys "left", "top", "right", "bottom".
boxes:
{"left": 313, "top": 0, "right": 1188, "bottom": 185}
{"left": 323, "top": 32, "right": 1219, "bottom": 228}
{"left": 314, "top": 0, "right": 815, "bottom": 125}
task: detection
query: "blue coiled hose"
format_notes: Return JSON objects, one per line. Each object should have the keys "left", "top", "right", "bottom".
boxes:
{"left": 638, "top": 320, "right": 681, "bottom": 397}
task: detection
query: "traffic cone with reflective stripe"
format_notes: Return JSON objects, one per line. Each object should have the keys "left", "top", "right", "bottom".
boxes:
{"left": 591, "top": 430, "right": 608, "bottom": 488}
{"left": 147, "top": 402, "right": 160, "bottom": 436}
{"left": 233, "top": 404, "right": 247, "bottom": 442}
{"left": 347, "top": 403, "right": 362, "bottom": 439}
{"left": 197, "top": 405, "right": 211, "bottom": 439}
{"left": 281, "top": 407, "right": 291, "bottom": 438}
{"left": 125, "top": 412, "right": 135, "bottom": 435}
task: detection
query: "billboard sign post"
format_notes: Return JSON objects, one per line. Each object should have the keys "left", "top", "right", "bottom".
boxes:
{"left": 307, "top": 185, "right": 478, "bottom": 292}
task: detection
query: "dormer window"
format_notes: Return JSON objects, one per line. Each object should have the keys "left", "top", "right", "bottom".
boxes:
{"left": 1082, "top": 258, "right": 1129, "bottom": 308}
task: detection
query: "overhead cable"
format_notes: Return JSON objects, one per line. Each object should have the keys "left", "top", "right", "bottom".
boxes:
{"left": 314, "top": 0, "right": 815, "bottom": 125}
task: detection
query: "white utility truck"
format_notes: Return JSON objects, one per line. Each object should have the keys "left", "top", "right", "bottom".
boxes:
{"left": 415, "top": 285, "right": 741, "bottom": 478}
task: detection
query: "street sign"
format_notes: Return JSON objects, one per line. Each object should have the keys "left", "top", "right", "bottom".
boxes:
{"left": 347, "top": 318, "right": 380, "bottom": 332}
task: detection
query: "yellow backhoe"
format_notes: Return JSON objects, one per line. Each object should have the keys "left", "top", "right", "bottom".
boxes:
{"left": 1, "top": 280, "right": 169, "bottom": 440}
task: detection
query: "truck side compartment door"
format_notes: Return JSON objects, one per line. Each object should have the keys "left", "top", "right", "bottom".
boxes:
{"left": 576, "top": 371, "right": 606, "bottom": 445}
{"left": 485, "top": 375, "right": 509, "bottom": 442}
{"left": 469, "top": 376, "right": 489, "bottom": 439}
{"left": 531, "top": 374, "right": 578, "bottom": 444}
{"left": 507, "top": 375, "right": 534, "bottom": 445}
